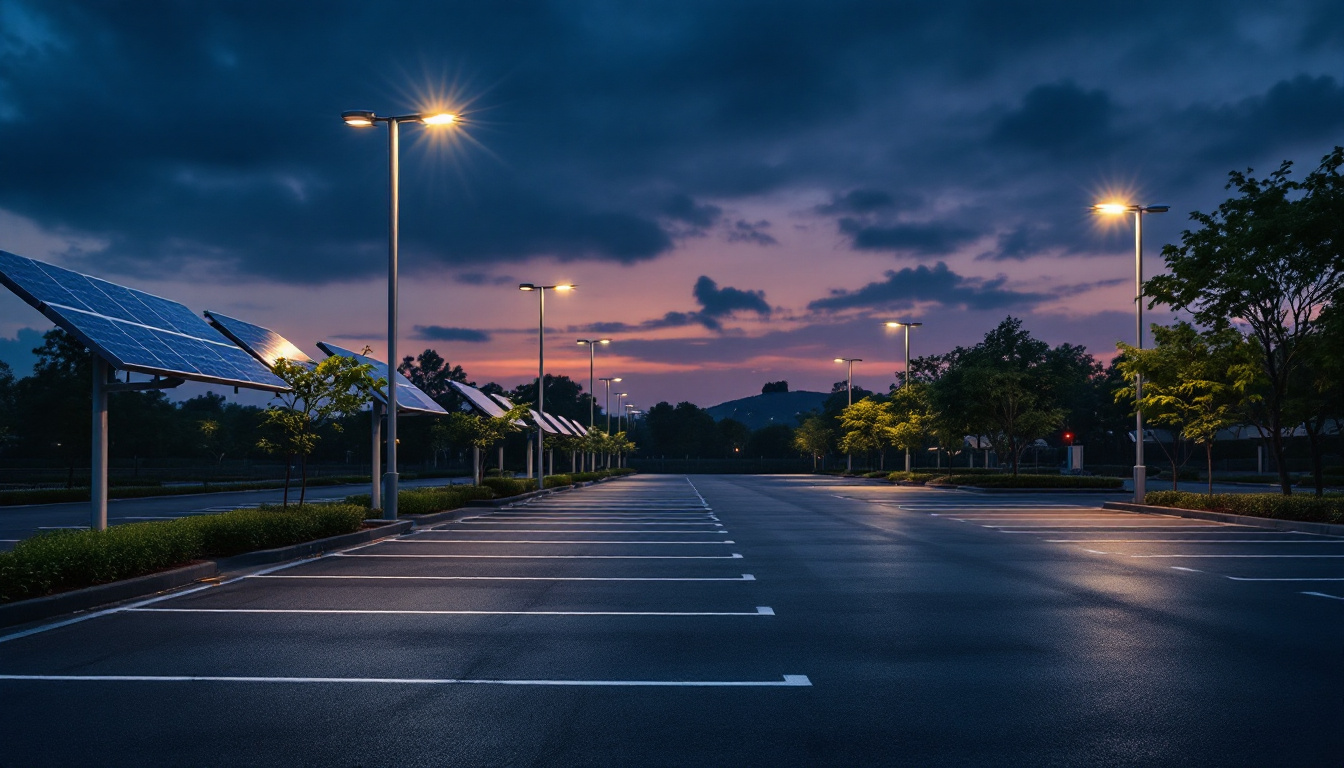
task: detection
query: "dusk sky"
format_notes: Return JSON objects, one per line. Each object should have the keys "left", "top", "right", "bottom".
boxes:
{"left": 1, "top": 1, "right": 1341, "bottom": 409}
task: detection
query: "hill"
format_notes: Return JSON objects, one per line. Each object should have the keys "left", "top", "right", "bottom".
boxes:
{"left": 705, "top": 390, "right": 830, "bottom": 430}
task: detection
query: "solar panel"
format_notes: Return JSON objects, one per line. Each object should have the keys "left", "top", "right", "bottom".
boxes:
{"left": 549, "top": 414, "right": 579, "bottom": 436}
{"left": 204, "top": 311, "right": 313, "bottom": 368}
{"left": 0, "top": 251, "right": 287, "bottom": 391}
{"left": 316, "top": 342, "right": 447, "bottom": 415}
{"left": 451, "top": 381, "right": 509, "bottom": 418}
{"left": 563, "top": 416, "right": 590, "bottom": 436}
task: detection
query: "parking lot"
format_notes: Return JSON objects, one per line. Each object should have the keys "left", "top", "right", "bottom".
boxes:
{"left": 1, "top": 475, "right": 1339, "bottom": 766}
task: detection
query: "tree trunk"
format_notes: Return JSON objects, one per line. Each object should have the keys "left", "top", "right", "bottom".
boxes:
{"left": 299, "top": 454, "right": 308, "bottom": 506}
{"left": 282, "top": 456, "right": 292, "bottom": 508}
{"left": 1205, "top": 442, "right": 1214, "bottom": 496}
{"left": 1268, "top": 412, "right": 1292, "bottom": 495}
{"left": 1305, "top": 422, "right": 1324, "bottom": 498}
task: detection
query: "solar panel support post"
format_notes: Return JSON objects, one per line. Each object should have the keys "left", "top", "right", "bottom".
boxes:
{"left": 370, "top": 402, "right": 382, "bottom": 511}
{"left": 91, "top": 355, "right": 109, "bottom": 532}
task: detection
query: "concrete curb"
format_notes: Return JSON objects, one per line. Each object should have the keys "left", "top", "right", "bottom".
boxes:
{"left": 0, "top": 561, "right": 218, "bottom": 629}
{"left": 0, "top": 520, "right": 415, "bottom": 630}
{"left": 925, "top": 484, "right": 1126, "bottom": 494}
{"left": 1102, "top": 501, "right": 1344, "bottom": 536}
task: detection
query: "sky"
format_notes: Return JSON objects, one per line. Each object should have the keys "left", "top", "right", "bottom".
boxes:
{"left": 1, "top": 1, "right": 1341, "bottom": 410}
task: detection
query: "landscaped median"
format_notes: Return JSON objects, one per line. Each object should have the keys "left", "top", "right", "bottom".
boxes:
{"left": 885, "top": 470, "right": 1124, "bottom": 490}
{"left": 0, "top": 503, "right": 369, "bottom": 605}
{"left": 1139, "top": 491, "right": 1344, "bottom": 525}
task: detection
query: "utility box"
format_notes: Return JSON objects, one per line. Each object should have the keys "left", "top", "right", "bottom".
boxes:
{"left": 1066, "top": 445, "right": 1084, "bottom": 471}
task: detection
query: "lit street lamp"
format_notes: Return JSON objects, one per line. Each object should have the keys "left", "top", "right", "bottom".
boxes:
{"left": 834, "top": 357, "right": 861, "bottom": 472}
{"left": 885, "top": 321, "right": 923, "bottom": 471}
{"left": 599, "top": 377, "right": 621, "bottom": 432}
{"left": 1093, "top": 202, "right": 1169, "bottom": 503}
{"left": 342, "top": 108, "right": 456, "bottom": 519}
{"left": 578, "top": 338, "right": 611, "bottom": 472}
{"left": 520, "top": 283, "right": 575, "bottom": 483}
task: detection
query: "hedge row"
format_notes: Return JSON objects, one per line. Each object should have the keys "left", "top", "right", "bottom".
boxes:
{"left": 1144, "top": 491, "right": 1344, "bottom": 524}
{"left": 929, "top": 473, "right": 1124, "bottom": 489}
{"left": 0, "top": 504, "right": 368, "bottom": 603}
{"left": 345, "top": 484, "right": 496, "bottom": 516}
{"left": 481, "top": 477, "right": 539, "bottom": 497}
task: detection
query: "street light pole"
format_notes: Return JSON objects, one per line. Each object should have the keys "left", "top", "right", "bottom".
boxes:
{"left": 520, "top": 283, "right": 574, "bottom": 484}
{"left": 342, "top": 108, "right": 456, "bottom": 520}
{"left": 885, "top": 321, "right": 923, "bottom": 471}
{"left": 834, "top": 357, "right": 861, "bottom": 472}
{"left": 578, "top": 339, "right": 610, "bottom": 472}
{"left": 1093, "top": 202, "right": 1168, "bottom": 504}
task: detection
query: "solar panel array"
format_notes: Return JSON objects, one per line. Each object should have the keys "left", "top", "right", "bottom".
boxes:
{"left": 317, "top": 342, "right": 447, "bottom": 415}
{"left": 0, "top": 251, "right": 286, "bottom": 391}
{"left": 204, "top": 311, "right": 313, "bottom": 368}
{"left": 451, "top": 381, "right": 509, "bottom": 418}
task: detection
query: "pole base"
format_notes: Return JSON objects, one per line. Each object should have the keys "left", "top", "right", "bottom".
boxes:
{"left": 1133, "top": 465, "right": 1146, "bottom": 505}
{"left": 383, "top": 472, "right": 399, "bottom": 520}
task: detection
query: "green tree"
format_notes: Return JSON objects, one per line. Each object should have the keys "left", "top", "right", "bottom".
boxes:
{"left": 398, "top": 349, "right": 472, "bottom": 411}
{"left": 838, "top": 397, "right": 897, "bottom": 469}
{"left": 257, "top": 357, "right": 383, "bottom": 506}
{"left": 744, "top": 424, "right": 797, "bottom": 459}
{"left": 793, "top": 415, "right": 834, "bottom": 470}
{"left": 1117, "top": 322, "right": 1262, "bottom": 494}
{"left": 889, "top": 382, "right": 934, "bottom": 465}
{"left": 1146, "top": 148, "right": 1344, "bottom": 494}
{"left": 444, "top": 404, "right": 530, "bottom": 484}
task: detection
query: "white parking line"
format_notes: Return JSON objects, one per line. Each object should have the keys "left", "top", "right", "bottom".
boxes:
{"left": 1132, "top": 554, "right": 1344, "bottom": 558}
{"left": 0, "top": 673, "right": 810, "bottom": 687}
{"left": 251, "top": 574, "right": 758, "bottom": 582}
{"left": 1301, "top": 592, "right": 1344, "bottom": 601}
{"left": 421, "top": 529, "right": 731, "bottom": 534}
{"left": 335, "top": 553, "right": 745, "bottom": 559}
{"left": 1046, "top": 539, "right": 1344, "bottom": 544}
{"left": 130, "top": 606, "right": 776, "bottom": 617}
{"left": 377, "top": 539, "right": 735, "bottom": 545}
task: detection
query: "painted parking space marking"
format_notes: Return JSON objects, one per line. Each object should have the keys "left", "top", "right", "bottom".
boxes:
{"left": 376, "top": 539, "right": 734, "bottom": 545}
{"left": 0, "top": 673, "right": 810, "bottom": 687}
{"left": 419, "top": 529, "right": 731, "bottom": 534}
{"left": 129, "top": 605, "right": 776, "bottom": 617}
{"left": 334, "top": 552, "right": 745, "bottom": 559}
{"left": 1130, "top": 554, "right": 1344, "bottom": 559}
{"left": 251, "top": 574, "right": 758, "bottom": 582}
{"left": 1301, "top": 592, "right": 1344, "bottom": 601}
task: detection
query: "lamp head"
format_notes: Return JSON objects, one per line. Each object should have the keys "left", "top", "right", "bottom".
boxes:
{"left": 421, "top": 112, "right": 456, "bottom": 126}
{"left": 342, "top": 110, "right": 376, "bottom": 127}
{"left": 599, "top": 339, "right": 611, "bottom": 344}
{"left": 1092, "top": 202, "right": 1133, "bottom": 215}
{"left": 1143, "top": 205, "right": 1170, "bottom": 214}
{"left": 834, "top": 358, "right": 845, "bottom": 363}
{"left": 519, "top": 283, "right": 536, "bottom": 291}
{"left": 554, "top": 284, "right": 575, "bottom": 292}
{"left": 614, "top": 377, "right": 622, "bottom": 382}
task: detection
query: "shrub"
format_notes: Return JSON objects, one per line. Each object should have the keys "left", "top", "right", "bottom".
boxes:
{"left": 862, "top": 471, "right": 888, "bottom": 478}
{"left": 345, "top": 485, "right": 495, "bottom": 516}
{"left": 544, "top": 474, "right": 573, "bottom": 489}
{"left": 481, "top": 477, "right": 538, "bottom": 497}
{"left": 1143, "top": 491, "right": 1344, "bottom": 524}
{"left": 0, "top": 504, "right": 368, "bottom": 603}
{"left": 928, "top": 474, "right": 1123, "bottom": 489}
{"left": 886, "top": 471, "right": 939, "bottom": 484}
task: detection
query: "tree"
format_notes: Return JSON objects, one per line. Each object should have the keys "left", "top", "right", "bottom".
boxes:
{"left": 889, "top": 382, "right": 934, "bottom": 464}
{"left": 1289, "top": 301, "right": 1344, "bottom": 496}
{"left": 444, "top": 404, "right": 530, "bottom": 484}
{"left": 793, "top": 415, "right": 834, "bottom": 470}
{"left": 256, "top": 357, "right": 382, "bottom": 506}
{"left": 1117, "top": 322, "right": 1261, "bottom": 494}
{"left": 761, "top": 380, "right": 789, "bottom": 394}
{"left": 718, "top": 418, "right": 751, "bottom": 457}
{"left": 398, "top": 349, "right": 472, "bottom": 411}
{"left": 1146, "top": 148, "right": 1344, "bottom": 495}
{"left": 13, "top": 329, "right": 90, "bottom": 481}
{"left": 509, "top": 374, "right": 595, "bottom": 425}
{"left": 744, "top": 424, "right": 796, "bottom": 459}
{"left": 838, "top": 397, "right": 897, "bottom": 469}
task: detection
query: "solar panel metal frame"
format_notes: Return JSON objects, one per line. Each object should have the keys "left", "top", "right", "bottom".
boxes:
{"left": 549, "top": 414, "right": 579, "bottom": 436}
{"left": 562, "top": 416, "right": 590, "bottom": 436}
{"left": 316, "top": 341, "right": 447, "bottom": 415}
{"left": 203, "top": 311, "right": 314, "bottom": 368}
{"left": 450, "top": 381, "right": 509, "bottom": 418}
{"left": 0, "top": 251, "right": 288, "bottom": 392}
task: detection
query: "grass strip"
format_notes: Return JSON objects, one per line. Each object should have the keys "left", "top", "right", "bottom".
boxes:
{"left": 1144, "top": 491, "right": 1344, "bottom": 524}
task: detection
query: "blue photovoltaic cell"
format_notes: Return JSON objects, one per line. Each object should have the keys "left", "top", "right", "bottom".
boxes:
{"left": 451, "top": 381, "right": 509, "bottom": 418}
{"left": 205, "top": 311, "right": 313, "bottom": 368}
{"left": 317, "top": 342, "right": 447, "bottom": 415}
{"left": 0, "top": 251, "right": 287, "bottom": 391}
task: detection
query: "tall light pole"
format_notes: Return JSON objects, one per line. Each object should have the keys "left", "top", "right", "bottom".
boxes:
{"left": 834, "top": 357, "right": 861, "bottom": 472}
{"left": 615, "top": 392, "right": 629, "bottom": 432}
{"left": 1093, "top": 202, "right": 1169, "bottom": 504}
{"left": 342, "top": 108, "right": 456, "bottom": 520}
{"left": 578, "top": 338, "right": 611, "bottom": 472}
{"left": 520, "top": 283, "right": 575, "bottom": 483}
{"left": 599, "top": 377, "right": 621, "bottom": 432}
{"left": 885, "top": 321, "right": 923, "bottom": 471}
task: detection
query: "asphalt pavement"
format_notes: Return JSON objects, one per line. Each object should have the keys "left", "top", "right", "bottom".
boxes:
{"left": 0, "top": 475, "right": 471, "bottom": 551}
{"left": 0, "top": 475, "right": 1339, "bottom": 766}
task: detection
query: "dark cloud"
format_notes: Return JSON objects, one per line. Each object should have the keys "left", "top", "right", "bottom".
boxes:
{"left": 838, "top": 217, "right": 981, "bottom": 256}
{"left": 725, "top": 219, "right": 777, "bottom": 246}
{"left": 990, "top": 81, "right": 1115, "bottom": 155}
{"left": 0, "top": 327, "right": 46, "bottom": 377}
{"left": 693, "top": 276, "right": 771, "bottom": 317}
{"left": 454, "top": 272, "right": 517, "bottom": 286}
{"left": 808, "top": 262, "right": 1048, "bottom": 312}
{"left": 814, "top": 189, "right": 918, "bottom": 215}
{"left": 412, "top": 325, "right": 492, "bottom": 342}
{"left": 662, "top": 194, "right": 723, "bottom": 230}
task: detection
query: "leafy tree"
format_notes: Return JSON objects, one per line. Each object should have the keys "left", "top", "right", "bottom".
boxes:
{"left": 793, "top": 415, "right": 834, "bottom": 470}
{"left": 398, "top": 349, "right": 472, "bottom": 411}
{"left": 645, "top": 401, "right": 723, "bottom": 457}
{"left": 1146, "top": 148, "right": 1344, "bottom": 494}
{"left": 1289, "top": 301, "right": 1344, "bottom": 495}
{"left": 444, "top": 404, "right": 530, "bottom": 483}
{"left": 744, "top": 424, "right": 796, "bottom": 459}
{"left": 718, "top": 418, "right": 751, "bottom": 457}
{"left": 1117, "top": 322, "right": 1262, "bottom": 494}
{"left": 838, "top": 397, "right": 897, "bottom": 468}
{"left": 889, "top": 382, "right": 934, "bottom": 464}
{"left": 761, "top": 380, "right": 789, "bottom": 394}
{"left": 509, "top": 374, "right": 595, "bottom": 425}
{"left": 13, "top": 329, "right": 90, "bottom": 480}
{"left": 256, "top": 357, "right": 382, "bottom": 506}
